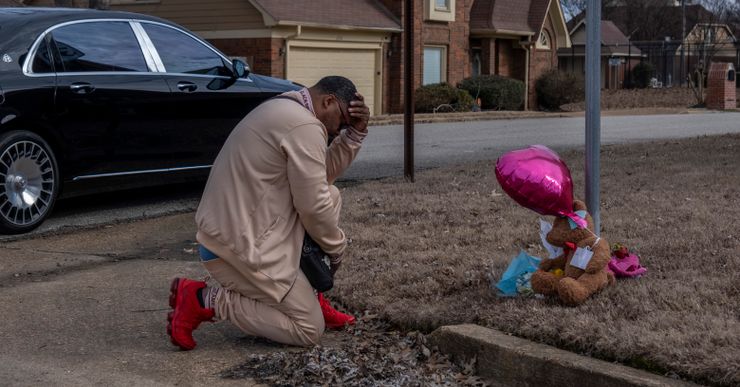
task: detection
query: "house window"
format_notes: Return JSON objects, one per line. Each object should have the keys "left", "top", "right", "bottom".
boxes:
{"left": 471, "top": 49, "right": 482, "bottom": 76}
{"left": 536, "top": 31, "right": 551, "bottom": 50}
{"left": 423, "top": 46, "right": 447, "bottom": 85}
{"left": 425, "top": 0, "right": 455, "bottom": 22}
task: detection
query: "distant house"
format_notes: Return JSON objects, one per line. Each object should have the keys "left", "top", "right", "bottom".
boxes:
{"left": 18, "top": 0, "right": 572, "bottom": 112}
{"left": 568, "top": 3, "right": 717, "bottom": 43}
{"left": 568, "top": 3, "right": 739, "bottom": 86}
{"left": 558, "top": 20, "right": 642, "bottom": 89}
{"left": 675, "top": 23, "right": 738, "bottom": 67}
{"left": 468, "top": 0, "right": 571, "bottom": 109}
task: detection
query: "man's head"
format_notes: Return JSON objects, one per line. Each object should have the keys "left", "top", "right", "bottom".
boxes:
{"left": 308, "top": 76, "right": 357, "bottom": 136}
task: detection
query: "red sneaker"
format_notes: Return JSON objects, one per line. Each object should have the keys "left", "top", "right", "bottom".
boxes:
{"left": 167, "top": 278, "right": 214, "bottom": 350}
{"left": 318, "top": 293, "right": 356, "bottom": 329}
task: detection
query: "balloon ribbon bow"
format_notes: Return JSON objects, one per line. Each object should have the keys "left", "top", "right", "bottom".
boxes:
{"left": 565, "top": 210, "right": 588, "bottom": 229}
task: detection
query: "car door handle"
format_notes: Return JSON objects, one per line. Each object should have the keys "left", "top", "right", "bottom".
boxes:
{"left": 69, "top": 82, "right": 94, "bottom": 94}
{"left": 177, "top": 82, "right": 197, "bottom": 92}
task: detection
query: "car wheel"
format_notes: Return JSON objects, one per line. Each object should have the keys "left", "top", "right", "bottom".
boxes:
{"left": 0, "top": 131, "right": 59, "bottom": 234}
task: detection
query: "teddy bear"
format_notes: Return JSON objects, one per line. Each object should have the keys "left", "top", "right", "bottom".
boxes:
{"left": 530, "top": 200, "right": 615, "bottom": 305}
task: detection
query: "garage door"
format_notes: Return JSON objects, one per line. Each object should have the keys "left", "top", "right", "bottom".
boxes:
{"left": 288, "top": 46, "right": 378, "bottom": 115}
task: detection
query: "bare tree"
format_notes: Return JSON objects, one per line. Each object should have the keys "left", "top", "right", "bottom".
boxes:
{"left": 560, "top": 0, "right": 587, "bottom": 21}
{"left": 563, "top": 0, "right": 685, "bottom": 38}
{"left": 686, "top": 0, "right": 735, "bottom": 104}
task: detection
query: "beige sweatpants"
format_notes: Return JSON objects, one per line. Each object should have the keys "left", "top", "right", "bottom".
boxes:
{"left": 203, "top": 259, "right": 324, "bottom": 347}
{"left": 201, "top": 185, "right": 342, "bottom": 347}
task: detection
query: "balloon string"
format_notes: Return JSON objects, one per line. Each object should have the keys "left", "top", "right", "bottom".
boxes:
{"left": 565, "top": 212, "right": 601, "bottom": 241}
{"left": 565, "top": 212, "right": 588, "bottom": 228}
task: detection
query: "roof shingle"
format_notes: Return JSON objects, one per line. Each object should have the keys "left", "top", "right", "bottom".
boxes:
{"left": 471, "top": 0, "right": 551, "bottom": 35}
{"left": 563, "top": 20, "right": 642, "bottom": 57}
{"left": 250, "top": 0, "right": 400, "bottom": 31}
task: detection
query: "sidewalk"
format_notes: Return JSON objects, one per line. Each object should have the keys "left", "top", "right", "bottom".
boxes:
{"left": 0, "top": 214, "right": 477, "bottom": 386}
{"left": 0, "top": 214, "right": 264, "bottom": 386}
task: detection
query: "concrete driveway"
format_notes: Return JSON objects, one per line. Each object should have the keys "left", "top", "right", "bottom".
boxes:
{"left": 0, "top": 213, "right": 345, "bottom": 386}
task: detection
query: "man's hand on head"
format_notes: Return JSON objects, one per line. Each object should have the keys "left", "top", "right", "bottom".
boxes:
{"left": 348, "top": 92, "right": 370, "bottom": 135}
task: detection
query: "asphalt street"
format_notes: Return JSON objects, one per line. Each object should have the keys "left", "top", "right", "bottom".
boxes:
{"left": 4, "top": 111, "right": 740, "bottom": 241}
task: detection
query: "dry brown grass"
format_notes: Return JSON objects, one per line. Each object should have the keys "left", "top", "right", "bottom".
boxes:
{"left": 561, "top": 88, "right": 698, "bottom": 111}
{"left": 333, "top": 133, "right": 740, "bottom": 386}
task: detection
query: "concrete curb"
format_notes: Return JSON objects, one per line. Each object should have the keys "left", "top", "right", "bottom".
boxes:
{"left": 367, "top": 107, "right": 697, "bottom": 126}
{"left": 428, "top": 324, "right": 700, "bottom": 387}
{"left": 368, "top": 111, "right": 569, "bottom": 126}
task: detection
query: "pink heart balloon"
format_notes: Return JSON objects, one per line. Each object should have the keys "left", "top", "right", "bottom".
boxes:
{"left": 495, "top": 145, "right": 576, "bottom": 220}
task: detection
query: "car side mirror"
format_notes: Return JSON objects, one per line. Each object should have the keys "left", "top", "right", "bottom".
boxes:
{"left": 232, "top": 59, "right": 249, "bottom": 79}
{"left": 207, "top": 59, "right": 251, "bottom": 90}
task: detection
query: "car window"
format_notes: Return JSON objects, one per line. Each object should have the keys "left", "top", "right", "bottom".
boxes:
{"left": 31, "top": 37, "right": 54, "bottom": 74}
{"left": 143, "top": 23, "right": 231, "bottom": 76}
{"left": 51, "top": 21, "right": 148, "bottom": 73}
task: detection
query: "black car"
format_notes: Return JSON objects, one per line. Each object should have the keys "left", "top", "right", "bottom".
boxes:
{"left": 0, "top": 7, "right": 299, "bottom": 234}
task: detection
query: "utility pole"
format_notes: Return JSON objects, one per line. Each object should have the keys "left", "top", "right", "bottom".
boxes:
{"left": 403, "top": 0, "right": 415, "bottom": 182}
{"left": 585, "top": 0, "right": 601, "bottom": 234}
{"left": 681, "top": 0, "right": 686, "bottom": 86}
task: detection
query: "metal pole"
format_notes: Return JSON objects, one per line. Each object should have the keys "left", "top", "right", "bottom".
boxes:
{"left": 688, "top": 43, "right": 692, "bottom": 80}
{"left": 681, "top": 0, "right": 686, "bottom": 86}
{"left": 571, "top": 44, "right": 575, "bottom": 74}
{"left": 585, "top": 0, "right": 601, "bottom": 234}
{"left": 627, "top": 42, "right": 631, "bottom": 88}
{"left": 404, "top": 0, "right": 415, "bottom": 182}
{"left": 627, "top": 39, "right": 632, "bottom": 89}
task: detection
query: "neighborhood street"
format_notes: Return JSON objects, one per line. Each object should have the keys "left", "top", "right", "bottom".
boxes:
{"left": 4, "top": 111, "right": 740, "bottom": 241}
{"left": 345, "top": 111, "right": 740, "bottom": 180}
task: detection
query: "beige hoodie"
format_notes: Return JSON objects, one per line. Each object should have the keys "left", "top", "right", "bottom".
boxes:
{"left": 195, "top": 91, "right": 362, "bottom": 302}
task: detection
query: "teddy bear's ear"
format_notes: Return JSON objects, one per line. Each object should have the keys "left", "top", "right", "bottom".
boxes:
{"left": 573, "top": 199, "right": 588, "bottom": 212}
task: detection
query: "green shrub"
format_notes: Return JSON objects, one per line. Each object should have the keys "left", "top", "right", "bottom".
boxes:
{"left": 631, "top": 62, "right": 655, "bottom": 89}
{"left": 458, "top": 75, "right": 525, "bottom": 111}
{"left": 414, "top": 83, "right": 474, "bottom": 113}
{"left": 535, "top": 69, "right": 585, "bottom": 111}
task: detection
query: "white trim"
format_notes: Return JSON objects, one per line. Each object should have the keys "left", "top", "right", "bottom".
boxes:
{"left": 546, "top": 0, "right": 571, "bottom": 48}
{"left": 276, "top": 20, "right": 401, "bottom": 33}
{"left": 424, "top": 0, "right": 455, "bottom": 22}
{"left": 136, "top": 20, "right": 235, "bottom": 67}
{"left": 569, "top": 19, "right": 584, "bottom": 37}
{"left": 287, "top": 40, "right": 384, "bottom": 50}
{"left": 536, "top": 30, "right": 552, "bottom": 50}
{"left": 22, "top": 18, "right": 253, "bottom": 81}
{"left": 196, "top": 26, "right": 395, "bottom": 41}
{"left": 245, "top": 0, "right": 277, "bottom": 26}
{"left": 23, "top": 18, "right": 141, "bottom": 76}
{"left": 73, "top": 165, "right": 211, "bottom": 181}
{"left": 196, "top": 29, "right": 275, "bottom": 39}
{"left": 130, "top": 21, "right": 161, "bottom": 72}
{"left": 470, "top": 29, "right": 535, "bottom": 38}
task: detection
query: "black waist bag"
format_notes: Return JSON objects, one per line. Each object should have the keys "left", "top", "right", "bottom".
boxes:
{"left": 299, "top": 233, "right": 333, "bottom": 292}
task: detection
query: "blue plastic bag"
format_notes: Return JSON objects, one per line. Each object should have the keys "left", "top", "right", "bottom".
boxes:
{"left": 495, "top": 250, "right": 541, "bottom": 296}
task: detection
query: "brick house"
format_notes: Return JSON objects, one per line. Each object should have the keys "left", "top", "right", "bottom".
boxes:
{"left": 558, "top": 20, "right": 643, "bottom": 90}
{"left": 20, "top": 0, "right": 570, "bottom": 112}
